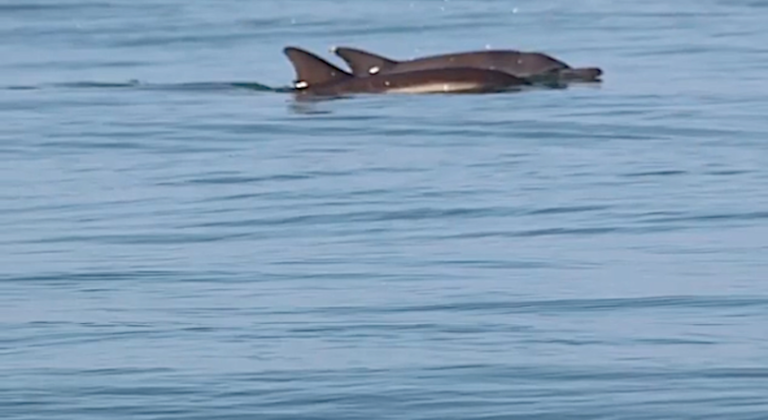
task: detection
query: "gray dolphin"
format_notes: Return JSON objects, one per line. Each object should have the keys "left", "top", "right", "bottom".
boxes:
{"left": 283, "top": 46, "right": 530, "bottom": 97}
{"left": 332, "top": 46, "right": 603, "bottom": 83}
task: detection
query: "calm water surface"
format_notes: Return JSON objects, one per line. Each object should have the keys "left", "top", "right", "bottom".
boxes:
{"left": 2, "top": 0, "right": 768, "bottom": 419}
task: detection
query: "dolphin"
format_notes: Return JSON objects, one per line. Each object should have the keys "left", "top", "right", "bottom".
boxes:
{"left": 331, "top": 46, "right": 603, "bottom": 83}
{"left": 282, "top": 46, "right": 530, "bottom": 97}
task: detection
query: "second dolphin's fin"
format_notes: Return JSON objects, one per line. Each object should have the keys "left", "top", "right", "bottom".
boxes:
{"left": 332, "top": 47, "right": 399, "bottom": 77}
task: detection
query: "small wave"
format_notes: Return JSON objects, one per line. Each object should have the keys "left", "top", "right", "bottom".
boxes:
{"left": 644, "top": 210, "right": 768, "bottom": 225}
{"left": 326, "top": 295, "right": 768, "bottom": 316}
{"left": 621, "top": 170, "right": 688, "bottom": 178}
{"left": 1, "top": 80, "right": 287, "bottom": 93}
{"left": 0, "top": 2, "right": 110, "bottom": 12}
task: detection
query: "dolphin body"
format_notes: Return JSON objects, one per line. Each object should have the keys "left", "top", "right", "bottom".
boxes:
{"left": 283, "top": 46, "right": 530, "bottom": 97}
{"left": 332, "top": 46, "right": 603, "bottom": 83}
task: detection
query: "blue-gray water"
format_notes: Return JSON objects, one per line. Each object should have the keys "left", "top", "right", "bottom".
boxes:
{"left": 2, "top": 0, "right": 768, "bottom": 419}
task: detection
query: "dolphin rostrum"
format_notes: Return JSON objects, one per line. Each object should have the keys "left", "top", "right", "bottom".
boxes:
{"left": 332, "top": 46, "right": 603, "bottom": 83}
{"left": 283, "top": 46, "right": 531, "bottom": 97}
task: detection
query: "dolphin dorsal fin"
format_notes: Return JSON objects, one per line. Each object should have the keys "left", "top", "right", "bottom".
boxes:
{"left": 283, "top": 47, "right": 352, "bottom": 89}
{"left": 332, "top": 47, "right": 399, "bottom": 77}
